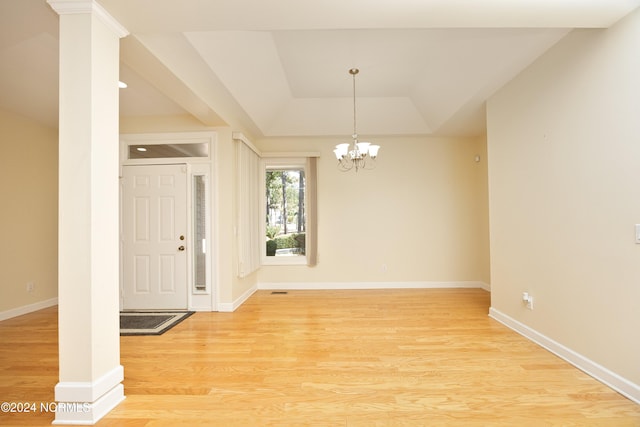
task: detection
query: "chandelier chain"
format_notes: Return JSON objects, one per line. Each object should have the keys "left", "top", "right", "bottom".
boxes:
{"left": 352, "top": 69, "right": 357, "bottom": 139}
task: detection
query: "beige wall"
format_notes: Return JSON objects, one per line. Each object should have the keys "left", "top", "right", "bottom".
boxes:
{"left": 256, "top": 135, "right": 490, "bottom": 286}
{"left": 0, "top": 108, "right": 58, "bottom": 313}
{"left": 487, "top": 9, "right": 640, "bottom": 385}
{"left": 0, "top": 89, "right": 490, "bottom": 314}
{"left": 119, "top": 117, "right": 490, "bottom": 302}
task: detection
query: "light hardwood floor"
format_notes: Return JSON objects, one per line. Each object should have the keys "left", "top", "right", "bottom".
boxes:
{"left": 1, "top": 289, "right": 639, "bottom": 426}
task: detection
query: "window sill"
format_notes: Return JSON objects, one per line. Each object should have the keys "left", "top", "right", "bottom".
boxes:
{"left": 262, "top": 256, "right": 308, "bottom": 266}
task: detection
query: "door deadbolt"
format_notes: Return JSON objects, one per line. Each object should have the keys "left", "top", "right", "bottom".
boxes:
{"left": 179, "top": 235, "right": 185, "bottom": 240}
{"left": 178, "top": 245, "right": 185, "bottom": 251}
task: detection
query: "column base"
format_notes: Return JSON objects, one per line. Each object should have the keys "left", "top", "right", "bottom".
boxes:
{"left": 53, "top": 366, "right": 125, "bottom": 425}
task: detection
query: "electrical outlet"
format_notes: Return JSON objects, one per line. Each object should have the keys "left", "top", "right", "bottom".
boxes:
{"left": 26, "top": 281, "right": 35, "bottom": 293}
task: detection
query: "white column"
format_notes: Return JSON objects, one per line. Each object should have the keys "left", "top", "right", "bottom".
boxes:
{"left": 47, "top": 1, "right": 128, "bottom": 424}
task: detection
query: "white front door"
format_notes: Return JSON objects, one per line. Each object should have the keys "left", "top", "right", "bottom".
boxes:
{"left": 122, "top": 164, "right": 188, "bottom": 310}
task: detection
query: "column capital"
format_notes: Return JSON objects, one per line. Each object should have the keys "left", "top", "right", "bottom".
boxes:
{"left": 47, "top": 0, "right": 129, "bottom": 38}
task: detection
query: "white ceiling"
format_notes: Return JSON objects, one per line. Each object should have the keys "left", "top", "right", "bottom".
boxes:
{"left": 1, "top": 0, "right": 639, "bottom": 138}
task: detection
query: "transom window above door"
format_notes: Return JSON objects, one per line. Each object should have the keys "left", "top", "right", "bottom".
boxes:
{"left": 128, "top": 142, "right": 209, "bottom": 159}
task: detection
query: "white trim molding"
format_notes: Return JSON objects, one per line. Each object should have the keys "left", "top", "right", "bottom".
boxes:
{"left": 218, "top": 282, "right": 488, "bottom": 312}
{"left": 232, "top": 132, "right": 261, "bottom": 157}
{"left": 258, "top": 281, "right": 490, "bottom": 291}
{"left": 53, "top": 365, "right": 125, "bottom": 425}
{"left": 218, "top": 285, "right": 258, "bottom": 312}
{"left": 0, "top": 298, "right": 58, "bottom": 321}
{"left": 55, "top": 365, "right": 124, "bottom": 402}
{"left": 262, "top": 151, "right": 321, "bottom": 158}
{"left": 489, "top": 307, "right": 640, "bottom": 405}
{"left": 47, "top": 0, "right": 129, "bottom": 38}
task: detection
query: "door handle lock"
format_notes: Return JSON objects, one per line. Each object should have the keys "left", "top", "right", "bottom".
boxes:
{"left": 178, "top": 245, "right": 185, "bottom": 251}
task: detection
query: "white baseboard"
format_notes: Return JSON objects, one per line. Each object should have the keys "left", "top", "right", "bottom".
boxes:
{"left": 259, "top": 281, "right": 491, "bottom": 291}
{"left": 217, "top": 284, "right": 257, "bottom": 312}
{"left": 217, "top": 282, "right": 488, "bottom": 312}
{"left": 53, "top": 365, "right": 125, "bottom": 425}
{"left": 55, "top": 365, "right": 124, "bottom": 402}
{"left": 0, "top": 297, "right": 58, "bottom": 321}
{"left": 52, "top": 384, "right": 125, "bottom": 425}
{"left": 489, "top": 307, "right": 640, "bottom": 405}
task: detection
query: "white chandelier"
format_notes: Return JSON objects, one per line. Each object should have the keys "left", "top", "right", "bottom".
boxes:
{"left": 334, "top": 68, "right": 380, "bottom": 172}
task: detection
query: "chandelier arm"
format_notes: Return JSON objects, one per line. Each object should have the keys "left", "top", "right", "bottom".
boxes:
{"left": 337, "top": 158, "right": 354, "bottom": 171}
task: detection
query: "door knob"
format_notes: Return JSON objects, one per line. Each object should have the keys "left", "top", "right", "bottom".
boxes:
{"left": 178, "top": 245, "right": 185, "bottom": 251}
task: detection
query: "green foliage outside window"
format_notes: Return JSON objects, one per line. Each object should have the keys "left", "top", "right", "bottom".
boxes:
{"left": 265, "top": 169, "right": 306, "bottom": 257}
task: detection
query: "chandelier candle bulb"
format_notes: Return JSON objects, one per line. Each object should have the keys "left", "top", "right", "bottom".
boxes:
{"left": 334, "top": 143, "right": 349, "bottom": 160}
{"left": 356, "top": 142, "right": 371, "bottom": 154}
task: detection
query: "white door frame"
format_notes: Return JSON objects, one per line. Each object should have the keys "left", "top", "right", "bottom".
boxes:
{"left": 119, "top": 132, "right": 218, "bottom": 312}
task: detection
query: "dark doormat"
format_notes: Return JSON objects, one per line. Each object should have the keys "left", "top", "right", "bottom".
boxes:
{"left": 120, "top": 311, "right": 194, "bottom": 336}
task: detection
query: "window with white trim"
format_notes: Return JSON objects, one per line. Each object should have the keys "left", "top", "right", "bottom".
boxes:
{"left": 262, "top": 157, "right": 317, "bottom": 266}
